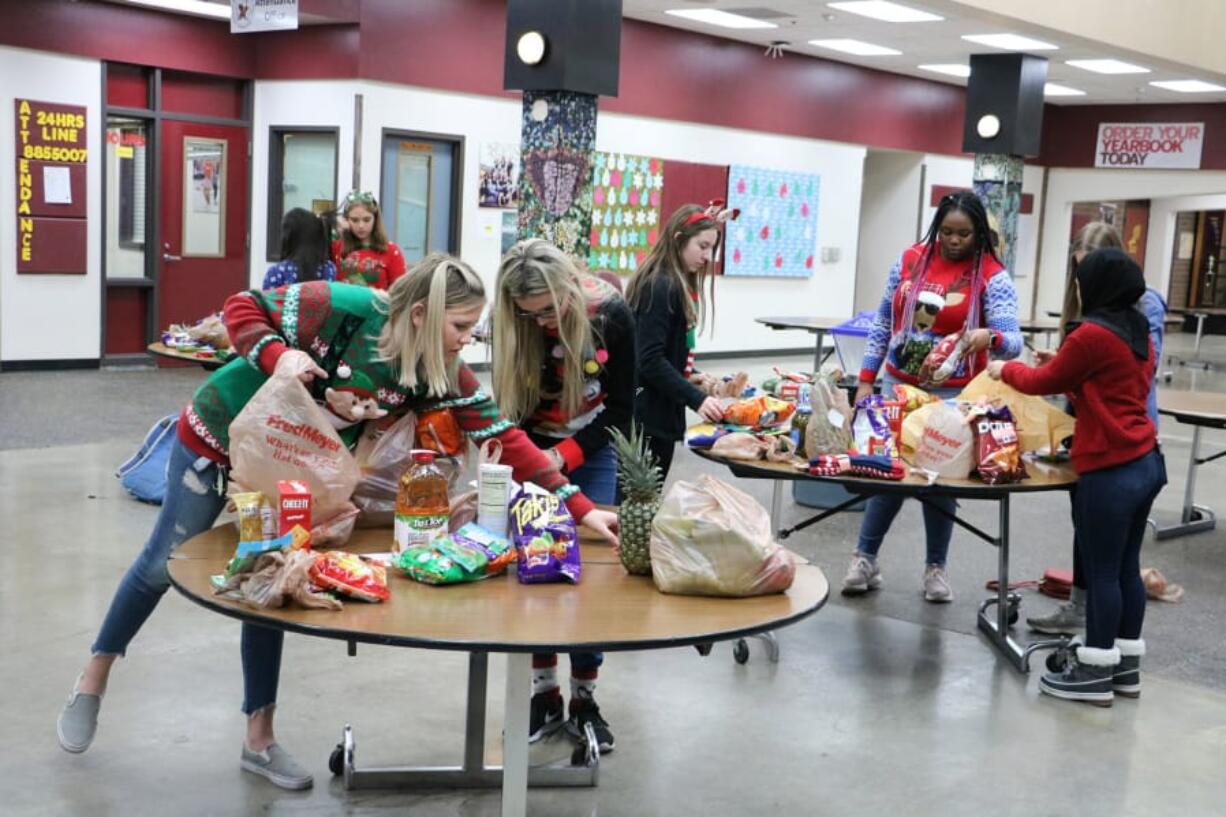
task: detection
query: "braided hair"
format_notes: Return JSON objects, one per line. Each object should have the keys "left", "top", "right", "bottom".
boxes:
{"left": 892, "top": 190, "right": 1000, "bottom": 352}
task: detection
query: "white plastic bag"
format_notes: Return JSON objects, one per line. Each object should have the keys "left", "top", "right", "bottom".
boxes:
{"left": 914, "top": 401, "right": 975, "bottom": 479}
{"left": 649, "top": 474, "right": 795, "bottom": 597}
{"left": 352, "top": 411, "right": 418, "bottom": 527}
{"left": 228, "top": 360, "right": 361, "bottom": 528}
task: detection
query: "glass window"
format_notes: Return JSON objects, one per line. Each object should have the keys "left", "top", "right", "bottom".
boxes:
{"left": 268, "top": 129, "right": 337, "bottom": 258}
{"left": 105, "top": 116, "right": 149, "bottom": 279}
{"left": 380, "top": 134, "right": 459, "bottom": 264}
{"left": 182, "top": 137, "right": 226, "bottom": 257}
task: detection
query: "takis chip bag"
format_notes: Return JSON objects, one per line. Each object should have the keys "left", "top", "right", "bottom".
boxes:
{"left": 510, "top": 484, "right": 580, "bottom": 584}
{"left": 309, "top": 550, "right": 390, "bottom": 602}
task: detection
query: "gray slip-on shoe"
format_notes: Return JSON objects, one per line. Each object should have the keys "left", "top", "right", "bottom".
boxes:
{"left": 240, "top": 743, "right": 314, "bottom": 790}
{"left": 57, "top": 682, "right": 102, "bottom": 754}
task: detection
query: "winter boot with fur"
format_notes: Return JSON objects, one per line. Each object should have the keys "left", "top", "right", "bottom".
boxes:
{"left": 1038, "top": 645, "right": 1119, "bottom": 707}
{"left": 1112, "top": 638, "right": 1145, "bottom": 699}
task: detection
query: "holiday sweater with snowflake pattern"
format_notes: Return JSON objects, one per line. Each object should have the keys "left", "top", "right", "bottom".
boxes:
{"left": 521, "top": 293, "right": 636, "bottom": 474}
{"left": 177, "top": 281, "right": 593, "bottom": 519}
{"left": 859, "top": 242, "right": 1022, "bottom": 388}
{"left": 330, "top": 238, "right": 407, "bottom": 290}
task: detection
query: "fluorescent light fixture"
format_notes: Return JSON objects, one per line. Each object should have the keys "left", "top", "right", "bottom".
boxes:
{"left": 962, "top": 33, "right": 1058, "bottom": 51}
{"left": 826, "top": 1, "right": 942, "bottom": 23}
{"left": 1066, "top": 58, "right": 1150, "bottom": 74}
{"left": 664, "top": 8, "right": 777, "bottom": 29}
{"left": 1044, "top": 82, "right": 1086, "bottom": 97}
{"left": 126, "top": 0, "right": 230, "bottom": 18}
{"left": 1149, "top": 79, "right": 1226, "bottom": 93}
{"left": 919, "top": 63, "right": 971, "bottom": 77}
{"left": 809, "top": 38, "right": 901, "bottom": 56}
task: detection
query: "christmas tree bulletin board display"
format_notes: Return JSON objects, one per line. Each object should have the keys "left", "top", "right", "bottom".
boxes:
{"left": 588, "top": 152, "right": 663, "bottom": 274}
{"left": 724, "top": 165, "right": 819, "bottom": 279}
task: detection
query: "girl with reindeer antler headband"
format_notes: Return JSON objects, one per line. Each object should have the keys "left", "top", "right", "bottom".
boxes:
{"left": 624, "top": 200, "right": 739, "bottom": 479}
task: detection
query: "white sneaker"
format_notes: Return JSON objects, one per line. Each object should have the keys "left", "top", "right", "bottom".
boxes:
{"left": 841, "top": 554, "right": 882, "bottom": 596}
{"left": 923, "top": 564, "right": 953, "bottom": 603}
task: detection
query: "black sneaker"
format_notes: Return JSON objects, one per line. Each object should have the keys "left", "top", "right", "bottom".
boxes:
{"left": 529, "top": 692, "right": 564, "bottom": 743}
{"left": 1038, "top": 646, "right": 1117, "bottom": 707}
{"left": 566, "top": 701, "right": 615, "bottom": 754}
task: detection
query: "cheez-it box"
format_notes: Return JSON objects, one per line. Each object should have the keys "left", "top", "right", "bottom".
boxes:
{"left": 276, "top": 480, "right": 312, "bottom": 537}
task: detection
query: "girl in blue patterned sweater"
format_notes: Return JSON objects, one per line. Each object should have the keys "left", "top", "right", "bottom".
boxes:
{"left": 261, "top": 208, "right": 337, "bottom": 289}
{"left": 844, "top": 191, "right": 1022, "bottom": 602}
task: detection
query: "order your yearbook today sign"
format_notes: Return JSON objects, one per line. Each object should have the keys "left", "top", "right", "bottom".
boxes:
{"left": 1095, "top": 122, "right": 1204, "bottom": 169}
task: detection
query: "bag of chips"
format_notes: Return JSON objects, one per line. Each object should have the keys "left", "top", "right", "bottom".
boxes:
{"left": 893, "top": 383, "right": 939, "bottom": 415}
{"left": 969, "top": 404, "right": 1027, "bottom": 485}
{"left": 723, "top": 395, "right": 795, "bottom": 429}
{"left": 851, "top": 395, "right": 898, "bottom": 457}
{"left": 919, "top": 331, "right": 973, "bottom": 388}
{"left": 396, "top": 523, "right": 515, "bottom": 585}
{"left": 309, "top": 550, "right": 390, "bottom": 602}
{"left": 510, "top": 484, "right": 581, "bottom": 584}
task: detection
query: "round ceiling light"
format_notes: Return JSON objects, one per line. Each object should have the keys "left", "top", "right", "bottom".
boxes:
{"left": 517, "top": 31, "right": 547, "bottom": 66}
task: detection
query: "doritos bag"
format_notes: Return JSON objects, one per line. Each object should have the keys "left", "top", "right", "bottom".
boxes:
{"left": 969, "top": 405, "right": 1027, "bottom": 485}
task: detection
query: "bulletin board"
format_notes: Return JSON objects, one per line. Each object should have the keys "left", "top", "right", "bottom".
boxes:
{"left": 724, "top": 164, "right": 819, "bottom": 279}
{"left": 15, "top": 99, "right": 88, "bottom": 274}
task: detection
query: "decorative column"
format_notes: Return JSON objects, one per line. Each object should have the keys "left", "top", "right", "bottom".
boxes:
{"left": 973, "top": 153, "right": 1025, "bottom": 274}
{"left": 504, "top": 0, "right": 622, "bottom": 260}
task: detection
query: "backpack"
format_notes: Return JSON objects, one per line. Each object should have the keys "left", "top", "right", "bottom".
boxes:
{"left": 116, "top": 414, "right": 178, "bottom": 504}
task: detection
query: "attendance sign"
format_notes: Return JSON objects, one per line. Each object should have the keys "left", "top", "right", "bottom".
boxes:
{"left": 1095, "top": 122, "right": 1204, "bottom": 169}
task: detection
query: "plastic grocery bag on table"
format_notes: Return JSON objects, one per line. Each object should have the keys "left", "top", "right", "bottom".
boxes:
{"left": 352, "top": 411, "right": 417, "bottom": 527}
{"left": 649, "top": 474, "right": 795, "bottom": 597}
{"left": 956, "top": 371, "right": 1076, "bottom": 453}
{"left": 228, "top": 357, "right": 361, "bottom": 538}
{"left": 914, "top": 401, "right": 976, "bottom": 479}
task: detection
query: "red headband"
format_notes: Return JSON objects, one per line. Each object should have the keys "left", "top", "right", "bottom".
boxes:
{"left": 682, "top": 198, "right": 740, "bottom": 228}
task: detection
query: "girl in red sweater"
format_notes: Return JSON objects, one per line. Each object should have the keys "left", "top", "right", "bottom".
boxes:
{"left": 988, "top": 248, "right": 1166, "bottom": 706}
{"left": 333, "top": 191, "right": 407, "bottom": 289}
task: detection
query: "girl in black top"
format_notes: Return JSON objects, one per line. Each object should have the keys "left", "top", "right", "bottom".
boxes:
{"left": 492, "top": 237, "right": 636, "bottom": 753}
{"left": 624, "top": 203, "right": 728, "bottom": 477}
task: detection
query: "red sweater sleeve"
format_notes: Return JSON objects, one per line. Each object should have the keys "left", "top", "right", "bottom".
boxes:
{"left": 384, "top": 243, "right": 407, "bottom": 287}
{"left": 447, "top": 365, "right": 595, "bottom": 520}
{"left": 223, "top": 282, "right": 335, "bottom": 375}
{"left": 1001, "top": 330, "right": 1100, "bottom": 397}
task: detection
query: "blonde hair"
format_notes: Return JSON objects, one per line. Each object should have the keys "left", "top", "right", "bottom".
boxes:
{"left": 1060, "top": 222, "right": 1124, "bottom": 341}
{"left": 341, "top": 192, "right": 389, "bottom": 254}
{"left": 493, "top": 239, "right": 601, "bottom": 422}
{"left": 625, "top": 203, "right": 717, "bottom": 332}
{"left": 376, "top": 252, "right": 485, "bottom": 397}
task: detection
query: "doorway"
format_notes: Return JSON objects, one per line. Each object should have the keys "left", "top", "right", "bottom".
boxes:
{"left": 379, "top": 131, "right": 462, "bottom": 264}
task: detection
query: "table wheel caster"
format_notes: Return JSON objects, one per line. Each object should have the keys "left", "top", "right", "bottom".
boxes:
{"left": 1046, "top": 641, "right": 1077, "bottom": 673}
{"left": 328, "top": 744, "right": 344, "bottom": 776}
{"left": 329, "top": 724, "right": 355, "bottom": 779}
{"left": 733, "top": 639, "right": 750, "bottom": 664}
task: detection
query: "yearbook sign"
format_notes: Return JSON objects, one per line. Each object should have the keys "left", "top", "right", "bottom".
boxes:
{"left": 1095, "top": 122, "right": 1204, "bottom": 169}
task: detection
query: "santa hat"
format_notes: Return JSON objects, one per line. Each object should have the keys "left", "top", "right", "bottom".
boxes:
{"left": 333, "top": 365, "right": 377, "bottom": 400}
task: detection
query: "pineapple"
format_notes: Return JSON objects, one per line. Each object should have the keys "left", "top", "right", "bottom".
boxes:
{"left": 608, "top": 423, "right": 664, "bottom": 576}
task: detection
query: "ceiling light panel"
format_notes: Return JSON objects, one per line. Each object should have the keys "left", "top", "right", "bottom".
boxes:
{"left": 962, "top": 33, "right": 1058, "bottom": 51}
{"left": 1149, "top": 79, "right": 1226, "bottom": 93}
{"left": 919, "top": 63, "right": 970, "bottom": 77}
{"left": 809, "top": 39, "right": 901, "bottom": 56}
{"left": 126, "top": 0, "right": 230, "bottom": 18}
{"left": 1043, "top": 82, "right": 1086, "bottom": 97}
{"left": 826, "top": 1, "right": 943, "bottom": 23}
{"left": 1066, "top": 59, "right": 1150, "bottom": 74}
{"left": 664, "top": 8, "right": 778, "bottom": 28}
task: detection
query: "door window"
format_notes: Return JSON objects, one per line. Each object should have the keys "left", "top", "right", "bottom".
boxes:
{"left": 182, "top": 137, "right": 226, "bottom": 257}
{"left": 268, "top": 129, "right": 337, "bottom": 258}
{"left": 105, "top": 116, "right": 150, "bottom": 279}
{"left": 380, "top": 134, "right": 459, "bottom": 264}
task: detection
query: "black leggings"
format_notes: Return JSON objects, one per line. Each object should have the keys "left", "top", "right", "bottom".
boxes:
{"left": 646, "top": 434, "right": 678, "bottom": 482}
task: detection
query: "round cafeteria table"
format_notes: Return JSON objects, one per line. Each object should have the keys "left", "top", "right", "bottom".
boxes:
{"left": 168, "top": 525, "right": 828, "bottom": 817}
{"left": 147, "top": 342, "right": 234, "bottom": 371}
{"left": 694, "top": 449, "right": 1077, "bottom": 674}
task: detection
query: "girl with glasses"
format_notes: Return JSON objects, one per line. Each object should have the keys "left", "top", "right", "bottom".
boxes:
{"left": 492, "top": 239, "right": 636, "bottom": 754}
{"left": 843, "top": 191, "right": 1022, "bottom": 603}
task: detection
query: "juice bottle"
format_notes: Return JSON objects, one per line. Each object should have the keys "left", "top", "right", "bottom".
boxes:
{"left": 394, "top": 451, "right": 450, "bottom": 554}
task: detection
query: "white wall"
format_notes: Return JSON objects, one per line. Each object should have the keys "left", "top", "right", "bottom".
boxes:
{"left": 1036, "top": 168, "right": 1226, "bottom": 317}
{"left": 251, "top": 79, "right": 868, "bottom": 357}
{"left": 854, "top": 150, "right": 923, "bottom": 313}
{"left": 0, "top": 47, "right": 102, "bottom": 362}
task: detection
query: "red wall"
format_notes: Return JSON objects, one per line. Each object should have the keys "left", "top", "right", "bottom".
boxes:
{"left": 1039, "top": 102, "right": 1226, "bottom": 170}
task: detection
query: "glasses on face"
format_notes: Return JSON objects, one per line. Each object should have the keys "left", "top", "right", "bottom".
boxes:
{"left": 514, "top": 303, "right": 557, "bottom": 321}
{"left": 917, "top": 301, "right": 941, "bottom": 317}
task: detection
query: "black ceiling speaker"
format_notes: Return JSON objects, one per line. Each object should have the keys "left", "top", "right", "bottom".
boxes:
{"left": 504, "top": 0, "right": 623, "bottom": 97}
{"left": 962, "top": 53, "right": 1048, "bottom": 157}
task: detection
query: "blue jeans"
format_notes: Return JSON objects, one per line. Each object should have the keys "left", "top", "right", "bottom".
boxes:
{"left": 1075, "top": 448, "right": 1166, "bottom": 649}
{"left": 92, "top": 437, "right": 283, "bottom": 714}
{"left": 855, "top": 372, "right": 959, "bottom": 566}
{"left": 533, "top": 442, "right": 618, "bottom": 676}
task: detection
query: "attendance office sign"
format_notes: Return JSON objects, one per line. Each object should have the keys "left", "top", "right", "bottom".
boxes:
{"left": 1095, "top": 122, "right": 1204, "bottom": 169}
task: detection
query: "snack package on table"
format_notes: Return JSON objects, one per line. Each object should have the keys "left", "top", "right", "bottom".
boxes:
{"left": 968, "top": 404, "right": 1028, "bottom": 484}
{"left": 760, "top": 368, "right": 812, "bottom": 401}
{"left": 919, "top": 331, "right": 973, "bottom": 389}
{"left": 851, "top": 395, "right": 898, "bottom": 458}
{"left": 510, "top": 483, "right": 581, "bottom": 584}
{"left": 893, "top": 384, "right": 939, "bottom": 415}
{"left": 956, "top": 371, "right": 1076, "bottom": 454}
{"left": 914, "top": 401, "right": 976, "bottom": 479}
{"left": 309, "top": 550, "right": 390, "bottom": 602}
{"left": 723, "top": 395, "right": 795, "bottom": 430}
{"left": 397, "top": 523, "right": 515, "bottom": 585}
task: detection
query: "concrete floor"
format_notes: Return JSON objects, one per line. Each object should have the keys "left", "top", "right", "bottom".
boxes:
{"left": 4, "top": 332, "right": 1226, "bottom": 816}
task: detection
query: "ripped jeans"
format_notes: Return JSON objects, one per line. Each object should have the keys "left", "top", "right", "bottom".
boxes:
{"left": 91, "top": 436, "right": 283, "bottom": 714}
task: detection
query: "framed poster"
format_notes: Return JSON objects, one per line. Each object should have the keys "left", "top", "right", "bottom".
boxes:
{"left": 479, "top": 142, "right": 519, "bottom": 208}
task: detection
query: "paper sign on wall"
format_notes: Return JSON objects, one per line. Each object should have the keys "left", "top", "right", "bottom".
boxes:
{"left": 43, "top": 166, "right": 72, "bottom": 204}
{"left": 231, "top": 0, "right": 298, "bottom": 33}
{"left": 1094, "top": 122, "right": 1204, "bottom": 169}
